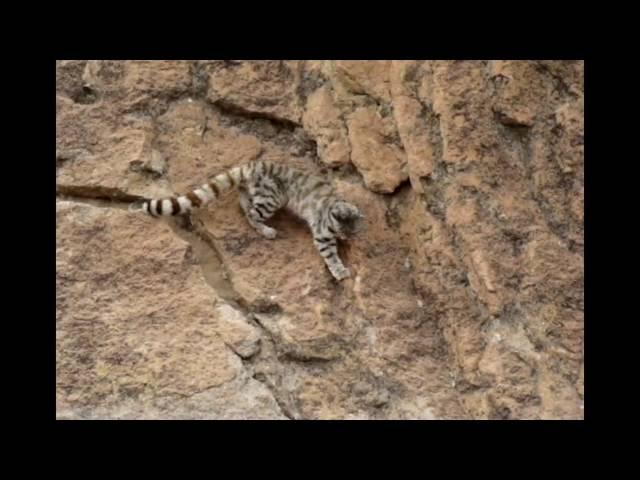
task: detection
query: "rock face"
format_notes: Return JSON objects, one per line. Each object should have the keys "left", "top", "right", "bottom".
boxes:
{"left": 56, "top": 60, "right": 584, "bottom": 419}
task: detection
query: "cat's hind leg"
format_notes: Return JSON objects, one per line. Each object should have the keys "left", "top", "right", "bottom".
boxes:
{"left": 240, "top": 191, "right": 280, "bottom": 239}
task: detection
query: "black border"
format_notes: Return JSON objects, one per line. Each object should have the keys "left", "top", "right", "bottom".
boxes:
{"left": 49, "top": 49, "right": 590, "bottom": 452}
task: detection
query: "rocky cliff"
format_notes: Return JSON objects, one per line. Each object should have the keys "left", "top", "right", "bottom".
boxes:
{"left": 56, "top": 60, "right": 584, "bottom": 419}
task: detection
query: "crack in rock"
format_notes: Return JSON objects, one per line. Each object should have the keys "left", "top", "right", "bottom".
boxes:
{"left": 56, "top": 185, "right": 146, "bottom": 204}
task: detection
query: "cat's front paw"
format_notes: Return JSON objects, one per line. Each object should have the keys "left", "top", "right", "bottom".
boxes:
{"left": 260, "top": 226, "right": 278, "bottom": 239}
{"left": 332, "top": 267, "right": 351, "bottom": 281}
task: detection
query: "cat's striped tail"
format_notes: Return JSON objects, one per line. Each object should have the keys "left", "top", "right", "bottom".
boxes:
{"left": 141, "top": 164, "right": 251, "bottom": 217}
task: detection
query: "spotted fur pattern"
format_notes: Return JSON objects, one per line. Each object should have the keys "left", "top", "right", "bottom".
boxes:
{"left": 141, "top": 160, "right": 363, "bottom": 281}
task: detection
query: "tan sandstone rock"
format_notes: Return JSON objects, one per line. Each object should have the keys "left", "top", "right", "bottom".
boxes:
{"left": 206, "top": 60, "right": 303, "bottom": 124}
{"left": 57, "top": 60, "right": 583, "bottom": 420}
{"left": 56, "top": 201, "right": 285, "bottom": 419}
{"left": 302, "top": 85, "right": 351, "bottom": 166}
{"left": 347, "top": 106, "right": 408, "bottom": 193}
{"left": 332, "top": 60, "right": 392, "bottom": 104}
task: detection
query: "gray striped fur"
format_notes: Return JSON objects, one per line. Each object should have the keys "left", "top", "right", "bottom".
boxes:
{"left": 141, "top": 160, "right": 363, "bottom": 281}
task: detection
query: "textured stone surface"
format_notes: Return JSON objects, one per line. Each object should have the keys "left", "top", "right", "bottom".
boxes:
{"left": 390, "top": 60, "right": 436, "bottom": 192}
{"left": 56, "top": 201, "right": 285, "bottom": 419}
{"left": 332, "top": 60, "right": 392, "bottom": 104}
{"left": 57, "top": 60, "right": 583, "bottom": 419}
{"left": 206, "top": 60, "right": 303, "bottom": 124}
{"left": 302, "top": 85, "right": 351, "bottom": 166}
{"left": 347, "top": 106, "right": 408, "bottom": 193}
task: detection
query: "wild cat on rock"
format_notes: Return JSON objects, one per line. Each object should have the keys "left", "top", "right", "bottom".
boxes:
{"left": 136, "top": 160, "right": 364, "bottom": 281}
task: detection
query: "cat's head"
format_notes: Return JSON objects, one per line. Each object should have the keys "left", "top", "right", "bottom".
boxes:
{"left": 330, "top": 201, "right": 365, "bottom": 239}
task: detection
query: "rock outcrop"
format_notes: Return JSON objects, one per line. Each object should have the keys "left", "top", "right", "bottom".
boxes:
{"left": 56, "top": 60, "right": 584, "bottom": 419}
